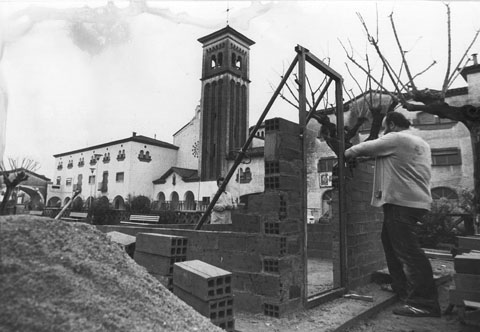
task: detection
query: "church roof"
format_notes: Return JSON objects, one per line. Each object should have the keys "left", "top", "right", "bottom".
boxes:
{"left": 197, "top": 25, "right": 255, "bottom": 46}
{"left": 153, "top": 167, "right": 200, "bottom": 184}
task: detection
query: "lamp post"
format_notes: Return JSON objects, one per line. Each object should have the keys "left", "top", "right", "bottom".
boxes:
{"left": 89, "top": 166, "right": 96, "bottom": 212}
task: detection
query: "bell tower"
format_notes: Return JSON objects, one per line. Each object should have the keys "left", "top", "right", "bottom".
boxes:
{"left": 197, "top": 26, "right": 255, "bottom": 181}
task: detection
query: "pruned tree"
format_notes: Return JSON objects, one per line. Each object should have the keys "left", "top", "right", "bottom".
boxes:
{"left": 345, "top": 4, "right": 480, "bottom": 224}
{"left": 0, "top": 157, "right": 40, "bottom": 214}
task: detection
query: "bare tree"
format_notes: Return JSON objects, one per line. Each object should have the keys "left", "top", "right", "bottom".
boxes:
{"left": 346, "top": 5, "right": 480, "bottom": 224}
{"left": 0, "top": 158, "right": 40, "bottom": 214}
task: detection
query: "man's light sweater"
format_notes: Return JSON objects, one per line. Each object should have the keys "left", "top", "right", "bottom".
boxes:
{"left": 346, "top": 130, "right": 432, "bottom": 210}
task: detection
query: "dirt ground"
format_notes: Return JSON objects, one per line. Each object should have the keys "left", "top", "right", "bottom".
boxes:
{"left": 0, "top": 215, "right": 222, "bottom": 332}
{"left": 235, "top": 260, "right": 470, "bottom": 332}
{"left": 1, "top": 215, "right": 472, "bottom": 332}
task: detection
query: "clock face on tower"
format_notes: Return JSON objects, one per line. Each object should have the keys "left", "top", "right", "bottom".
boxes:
{"left": 192, "top": 140, "right": 199, "bottom": 158}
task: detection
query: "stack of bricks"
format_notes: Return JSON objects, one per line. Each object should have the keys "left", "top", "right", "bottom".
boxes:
{"left": 232, "top": 117, "right": 305, "bottom": 318}
{"left": 134, "top": 233, "right": 188, "bottom": 291}
{"left": 449, "top": 236, "right": 480, "bottom": 326}
{"left": 173, "top": 260, "right": 234, "bottom": 331}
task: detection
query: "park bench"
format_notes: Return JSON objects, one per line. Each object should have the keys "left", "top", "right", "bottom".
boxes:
{"left": 61, "top": 211, "right": 89, "bottom": 222}
{"left": 29, "top": 210, "right": 43, "bottom": 216}
{"left": 127, "top": 214, "right": 160, "bottom": 223}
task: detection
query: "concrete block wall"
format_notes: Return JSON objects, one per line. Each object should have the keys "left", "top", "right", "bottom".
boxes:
{"left": 331, "top": 160, "right": 385, "bottom": 289}
{"left": 99, "top": 118, "right": 306, "bottom": 317}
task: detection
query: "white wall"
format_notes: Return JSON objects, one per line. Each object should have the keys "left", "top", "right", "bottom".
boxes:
{"left": 173, "top": 106, "right": 201, "bottom": 170}
{"left": 48, "top": 139, "right": 179, "bottom": 205}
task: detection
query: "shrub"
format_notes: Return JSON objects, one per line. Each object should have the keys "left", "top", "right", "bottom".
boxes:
{"left": 71, "top": 197, "right": 84, "bottom": 212}
{"left": 418, "top": 189, "right": 474, "bottom": 248}
{"left": 92, "top": 196, "right": 110, "bottom": 225}
{"left": 130, "top": 195, "right": 151, "bottom": 214}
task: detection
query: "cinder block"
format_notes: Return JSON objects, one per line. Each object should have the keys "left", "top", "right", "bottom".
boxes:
{"left": 449, "top": 287, "right": 480, "bottom": 306}
{"left": 232, "top": 214, "right": 262, "bottom": 233}
{"left": 173, "top": 286, "right": 235, "bottom": 331}
{"left": 136, "top": 233, "right": 187, "bottom": 256}
{"left": 264, "top": 174, "right": 302, "bottom": 192}
{"left": 134, "top": 251, "right": 186, "bottom": 275}
{"left": 263, "top": 298, "right": 302, "bottom": 318}
{"left": 264, "top": 117, "right": 299, "bottom": 134}
{"left": 233, "top": 272, "right": 284, "bottom": 297}
{"left": 233, "top": 291, "right": 264, "bottom": 313}
{"left": 455, "top": 253, "right": 480, "bottom": 275}
{"left": 263, "top": 219, "right": 302, "bottom": 235}
{"left": 217, "top": 234, "right": 247, "bottom": 252}
{"left": 264, "top": 160, "right": 303, "bottom": 177}
{"left": 455, "top": 273, "right": 480, "bottom": 290}
{"left": 264, "top": 132, "right": 302, "bottom": 161}
{"left": 246, "top": 235, "right": 287, "bottom": 256}
{"left": 173, "top": 260, "right": 233, "bottom": 301}
{"left": 173, "top": 286, "right": 234, "bottom": 320}
{"left": 216, "top": 252, "right": 263, "bottom": 273}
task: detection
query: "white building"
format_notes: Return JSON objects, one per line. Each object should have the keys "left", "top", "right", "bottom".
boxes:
{"left": 47, "top": 132, "right": 178, "bottom": 208}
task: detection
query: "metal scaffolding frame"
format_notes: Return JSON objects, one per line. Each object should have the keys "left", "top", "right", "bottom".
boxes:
{"left": 195, "top": 45, "right": 347, "bottom": 304}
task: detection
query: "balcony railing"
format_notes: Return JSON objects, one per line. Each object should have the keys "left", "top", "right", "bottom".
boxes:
{"left": 152, "top": 200, "right": 210, "bottom": 212}
{"left": 67, "top": 162, "right": 73, "bottom": 169}
{"left": 138, "top": 154, "right": 152, "bottom": 162}
{"left": 90, "top": 159, "right": 97, "bottom": 165}
{"left": 117, "top": 154, "right": 126, "bottom": 161}
{"left": 78, "top": 161, "right": 85, "bottom": 167}
{"left": 57, "top": 164, "right": 63, "bottom": 170}
{"left": 103, "top": 157, "right": 110, "bottom": 163}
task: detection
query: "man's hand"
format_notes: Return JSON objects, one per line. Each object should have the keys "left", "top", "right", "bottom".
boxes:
{"left": 345, "top": 148, "right": 355, "bottom": 160}
{"left": 213, "top": 206, "right": 225, "bottom": 212}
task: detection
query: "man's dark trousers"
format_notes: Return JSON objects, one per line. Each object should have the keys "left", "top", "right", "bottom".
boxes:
{"left": 381, "top": 203, "right": 439, "bottom": 310}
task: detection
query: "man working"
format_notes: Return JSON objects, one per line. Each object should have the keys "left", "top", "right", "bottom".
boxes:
{"left": 345, "top": 112, "right": 440, "bottom": 317}
{"left": 210, "top": 176, "right": 236, "bottom": 224}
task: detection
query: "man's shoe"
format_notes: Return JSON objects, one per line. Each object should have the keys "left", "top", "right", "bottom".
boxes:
{"left": 392, "top": 304, "right": 441, "bottom": 317}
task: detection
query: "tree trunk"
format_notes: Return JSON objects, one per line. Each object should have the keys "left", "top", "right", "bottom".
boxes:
{"left": 0, "top": 185, "right": 13, "bottom": 214}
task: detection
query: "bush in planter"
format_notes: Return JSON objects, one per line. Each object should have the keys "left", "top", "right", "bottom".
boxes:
{"left": 130, "top": 195, "right": 151, "bottom": 214}
{"left": 71, "top": 197, "right": 84, "bottom": 212}
{"left": 92, "top": 196, "right": 110, "bottom": 225}
{"left": 418, "top": 189, "right": 474, "bottom": 248}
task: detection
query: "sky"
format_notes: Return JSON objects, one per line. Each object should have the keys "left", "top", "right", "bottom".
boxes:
{"left": 1, "top": 0, "right": 480, "bottom": 179}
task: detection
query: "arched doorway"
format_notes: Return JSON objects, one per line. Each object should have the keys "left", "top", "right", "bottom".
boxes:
{"left": 157, "top": 192, "right": 166, "bottom": 210}
{"left": 184, "top": 191, "right": 196, "bottom": 211}
{"left": 113, "top": 195, "right": 126, "bottom": 210}
{"left": 170, "top": 191, "right": 179, "bottom": 210}
{"left": 47, "top": 197, "right": 61, "bottom": 207}
{"left": 321, "top": 190, "right": 333, "bottom": 219}
{"left": 71, "top": 196, "right": 84, "bottom": 211}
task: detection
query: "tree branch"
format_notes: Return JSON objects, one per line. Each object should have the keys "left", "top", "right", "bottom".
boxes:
{"left": 442, "top": 3, "right": 452, "bottom": 96}
{"left": 389, "top": 12, "right": 417, "bottom": 92}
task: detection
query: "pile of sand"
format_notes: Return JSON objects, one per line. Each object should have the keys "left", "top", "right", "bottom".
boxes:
{"left": 0, "top": 215, "right": 221, "bottom": 332}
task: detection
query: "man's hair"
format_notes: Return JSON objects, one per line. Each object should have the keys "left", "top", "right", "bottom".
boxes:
{"left": 217, "top": 176, "right": 225, "bottom": 184}
{"left": 385, "top": 112, "right": 411, "bottom": 129}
